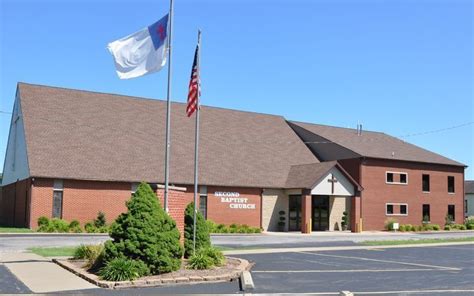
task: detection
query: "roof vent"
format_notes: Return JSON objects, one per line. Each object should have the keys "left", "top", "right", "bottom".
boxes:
{"left": 392, "top": 151, "right": 395, "bottom": 157}
{"left": 356, "top": 123, "right": 363, "bottom": 136}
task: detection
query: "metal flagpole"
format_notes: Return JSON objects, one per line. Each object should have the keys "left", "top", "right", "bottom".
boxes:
{"left": 193, "top": 30, "right": 201, "bottom": 254}
{"left": 164, "top": 0, "right": 174, "bottom": 212}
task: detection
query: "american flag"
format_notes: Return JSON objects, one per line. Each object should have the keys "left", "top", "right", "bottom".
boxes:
{"left": 186, "top": 44, "right": 200, "bottom": 117}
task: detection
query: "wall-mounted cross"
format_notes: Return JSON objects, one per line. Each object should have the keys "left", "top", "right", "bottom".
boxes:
{"left": 327, "top": 173, "right": 338, "bottom": 194}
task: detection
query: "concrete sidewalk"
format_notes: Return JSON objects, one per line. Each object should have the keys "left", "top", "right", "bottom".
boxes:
{"left": 1, "top": 252, "right": 96, "bottom": 293}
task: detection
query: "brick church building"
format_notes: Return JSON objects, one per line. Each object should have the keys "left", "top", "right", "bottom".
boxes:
{"left": 0, "top": 83, "right": 466, "bottom": 232}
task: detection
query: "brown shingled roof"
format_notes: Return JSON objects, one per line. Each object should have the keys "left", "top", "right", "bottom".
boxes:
{"left": 290, "top": 121, "right": 464, "bottom": 167}
{"left": 18, "top": 83, "right": 319, "bottom": 188}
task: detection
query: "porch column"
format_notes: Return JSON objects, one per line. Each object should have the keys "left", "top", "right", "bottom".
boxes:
{"left": 351, "top": 193, "right": 361, "bottom": 233}
{"left": 301, "top": 189, "right": 312, "bottom": 234}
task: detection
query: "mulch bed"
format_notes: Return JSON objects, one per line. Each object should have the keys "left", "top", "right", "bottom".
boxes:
{"left": 54, "top": 256, "right": 251, "bottom": 289}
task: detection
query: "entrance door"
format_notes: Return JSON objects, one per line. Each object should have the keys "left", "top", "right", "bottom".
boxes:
{"left": 312, "top": 195, "right": 329, "bottom": 231}
{"left": 288, "top": 195, "right": 302, "bottom": 231}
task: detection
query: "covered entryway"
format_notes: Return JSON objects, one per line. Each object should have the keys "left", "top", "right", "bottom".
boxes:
{"left": 285, "top": 161, "right": 363, "bottom": 233}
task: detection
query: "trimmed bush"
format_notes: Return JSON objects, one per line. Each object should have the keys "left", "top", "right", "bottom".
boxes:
{"left": 432, "top": 224, "right": 440, "bottom": 231}
{"left": 384, "top": 218, "right": 398, "bottom": 231}
{"left": 399, "top": 225, "right": 406, "bottom": 232}
{"left": 444, "top": 225, "right": 451, "bottom": 231}
{"left": 102, "top": 182, "right": 183, "bottom": 274}
{"left": 205, "top": 220, "right": 261, "bottom": 234}
{"left": 99, "top": 258, "right": 149, "bottom": 281}
{"left": 184, "top": 202, "right": 211, "bottom": 258}
{"left": 69, "top": 220, "right": 82, "bottom": 233}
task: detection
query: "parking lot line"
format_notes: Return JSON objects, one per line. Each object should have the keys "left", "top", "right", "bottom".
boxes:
{"left": 253, "top": 268, "right": 439, "bottom": 273}
{"left": 298, "top": 251, "right": 461, "bottom": 271}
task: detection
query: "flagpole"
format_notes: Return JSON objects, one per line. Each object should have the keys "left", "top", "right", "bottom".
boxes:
{"left": 164, "top": 0, "right": 174, "bottom": 212}
{"left": 193, "top": 29, "right": 201, "bottom": 254}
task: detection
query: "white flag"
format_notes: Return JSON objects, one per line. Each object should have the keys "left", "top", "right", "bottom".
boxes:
{"left": 108, "top": 14, "right": 169, "bottom": 79}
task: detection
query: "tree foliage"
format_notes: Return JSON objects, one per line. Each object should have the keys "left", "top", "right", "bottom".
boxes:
{"left": 184, "top": 202, "right": 210, "bottom": 258}
{"left": 103, "top": 182, "right": 183, "bottom": 274}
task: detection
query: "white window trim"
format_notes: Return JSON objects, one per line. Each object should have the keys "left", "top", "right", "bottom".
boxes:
{"left": 385, "top": 203, "right": 409, "bottom": 216}
{"left": 385, "top": 171, "right": 408, "bottom": 185}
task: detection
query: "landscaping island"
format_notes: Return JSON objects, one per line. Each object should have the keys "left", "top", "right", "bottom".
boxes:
{"left": 52, "top": 183, "right": 252, "bottom": 288}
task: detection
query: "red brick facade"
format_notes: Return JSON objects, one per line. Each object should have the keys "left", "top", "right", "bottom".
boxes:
{"left": 204, "top": 187, "right": 262, "bottom": 228}
{"left": 340, "top": 158, "right": 465, "bottom": 230}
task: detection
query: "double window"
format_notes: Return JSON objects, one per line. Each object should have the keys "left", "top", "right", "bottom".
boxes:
{"left": 386, "top": 172, "right": 408, "bottom": 185}
{"left": 386, "top": 203, "right": 408, "bottom": 216}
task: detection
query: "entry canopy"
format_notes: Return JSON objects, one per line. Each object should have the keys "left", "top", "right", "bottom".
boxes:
{"left": 285, "top": 161, "right": 363, "bottom": 196}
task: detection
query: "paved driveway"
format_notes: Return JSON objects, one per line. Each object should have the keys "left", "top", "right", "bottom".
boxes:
{"left": 238, "top": 244, "right": 474, "bottom": 295}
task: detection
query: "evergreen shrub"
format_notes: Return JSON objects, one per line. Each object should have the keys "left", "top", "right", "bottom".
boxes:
{"left": 102, "top": 182, "right": 183, "bottom": 274}
{"left": 184, "top": 202, "right": 211, "bottom": 258}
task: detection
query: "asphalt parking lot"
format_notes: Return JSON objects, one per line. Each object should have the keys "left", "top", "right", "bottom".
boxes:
{"left": 239, "top": 244, "right": 474, "bottom": 295}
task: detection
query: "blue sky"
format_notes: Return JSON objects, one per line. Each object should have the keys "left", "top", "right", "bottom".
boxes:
{"left": 1, "top": 0, "right": 473, "bottom": 178}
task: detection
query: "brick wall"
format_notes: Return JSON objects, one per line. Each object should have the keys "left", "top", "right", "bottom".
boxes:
{"left": 360, "top": 159, "right": 465, "bottom": 230}
{"left": 29, "top": 178, "right": 189, "bottom": 241}
{"left": 205, "top": 186, "right": 262, "bottom": 228}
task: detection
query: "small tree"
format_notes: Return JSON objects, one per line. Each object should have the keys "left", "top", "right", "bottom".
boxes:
{"left": 184, "top": 202, "right": 211, "bottom": 258}
{"left": 94, "top": 211, "right": 107, "bottom": 228}
{"left": 103, "top": 182, "right": 183, "bottom": 274}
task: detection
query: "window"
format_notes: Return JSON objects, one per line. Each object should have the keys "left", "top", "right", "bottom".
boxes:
{"left": 52, "top": 180, "right": 64, "bottom": 218}
{"left": 448, "top": 176, "right": 455, "bottom": 193}
{"left": 422, "top": 174, "right": 430, "bottom": 192}
{"left": 386, "top": 203, "right": 408, "bottom": 216}
{"left": 199, "top": 186, "right": 208, "bottom": 219}
{"left": 400, "top": 204, "right": 407, "bottom": 215}
{"left": 386, "top": 171, "right": 408, "bottom": 185}
{"left": 448, "top": 205, "right": 455, "bottom": 221}
{"left": 422, "top": 204, "right": 430, "bottom": 222}
{"left": 399, "top": 173, "right": 407, "bottom": 184}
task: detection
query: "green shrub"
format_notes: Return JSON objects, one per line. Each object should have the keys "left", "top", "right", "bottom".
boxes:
{"left": 38, "top": 216, "right": 49, "bottom": 227}
{"left": 459, "top": 224, "right": 467, "bottom": 230}
{"left": 102, "top": 182, "right": 183, "bottom": 274}
{"left": 467, "top": 223, "right": 474, "bottom": 230}
{"left": 46, "top": 218, "right": 70, "bottom": 232}
{"left": 69, "top": 220, "right": 82, "bottom": 233}
{"left": 384, "top": 218, "right": 398, "bottom": 231}
{"left": 399, "top": 225, "right": 406, "bottom": 232}
{"left": 184, "top": 202, "right": 211, "bottom": 258}
{"left": 73, "top": 244, "right": 104, "bottom": 268}
{"left": 188, "top": 251, "right": 213, "bottom": 270}
{"left": 84, "top": 222, "right": 109, "bottom": 233}
{"left": 432, "top": 224, "right": 440, "bottom": 231}
{"left": 94, "top": 211, "right": 107, "bottom": 228}
{"left": 410, "top": 225, "right": 417, "bottom": 232}
{"left": 404, "top": 224, "right": 412, "bottom": 232}
{"left": 206, "top": 220, "right": 217, "bottom": 233}
{"left": 202, "top": 246, "right": 225, "bottom": 266}
{"left": 99, "top": 258, "right": 149, "bottom": 281}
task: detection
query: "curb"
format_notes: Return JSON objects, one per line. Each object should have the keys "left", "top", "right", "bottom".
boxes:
{"left": 53, "top": 256, "right": 251, "bottom": 289}
{"left": 0, "top": 233, "right": 109, "bottom": 237}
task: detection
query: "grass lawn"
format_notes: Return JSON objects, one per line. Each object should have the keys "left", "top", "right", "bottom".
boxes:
{"left": 28, "top": 246, "right": 77, "bottom": 257}
{"left": 0, "top": 227, "right": 34, "bottom": 233}
{"left": 362, "top": 236, "right": 474, "bottom": 246}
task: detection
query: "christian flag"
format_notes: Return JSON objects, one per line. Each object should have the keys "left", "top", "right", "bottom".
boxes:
{"left": 108, "top": 14, "right": 169, "bottom": 79}
{"left": 186, "top": 44, "right": 200, "bottom": 117}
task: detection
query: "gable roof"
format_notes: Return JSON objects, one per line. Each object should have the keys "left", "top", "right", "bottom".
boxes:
{"left": 466, "top": 181, "right": 474, "bottom": 194}
{"left": 290, "top": 121, "right": 464, "bottom": 167}
{"left": 285, "top": 161, "right": 362, "bottom": 190}
{"left": 17, "top": 83, "right": 319, "bottom": 188}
